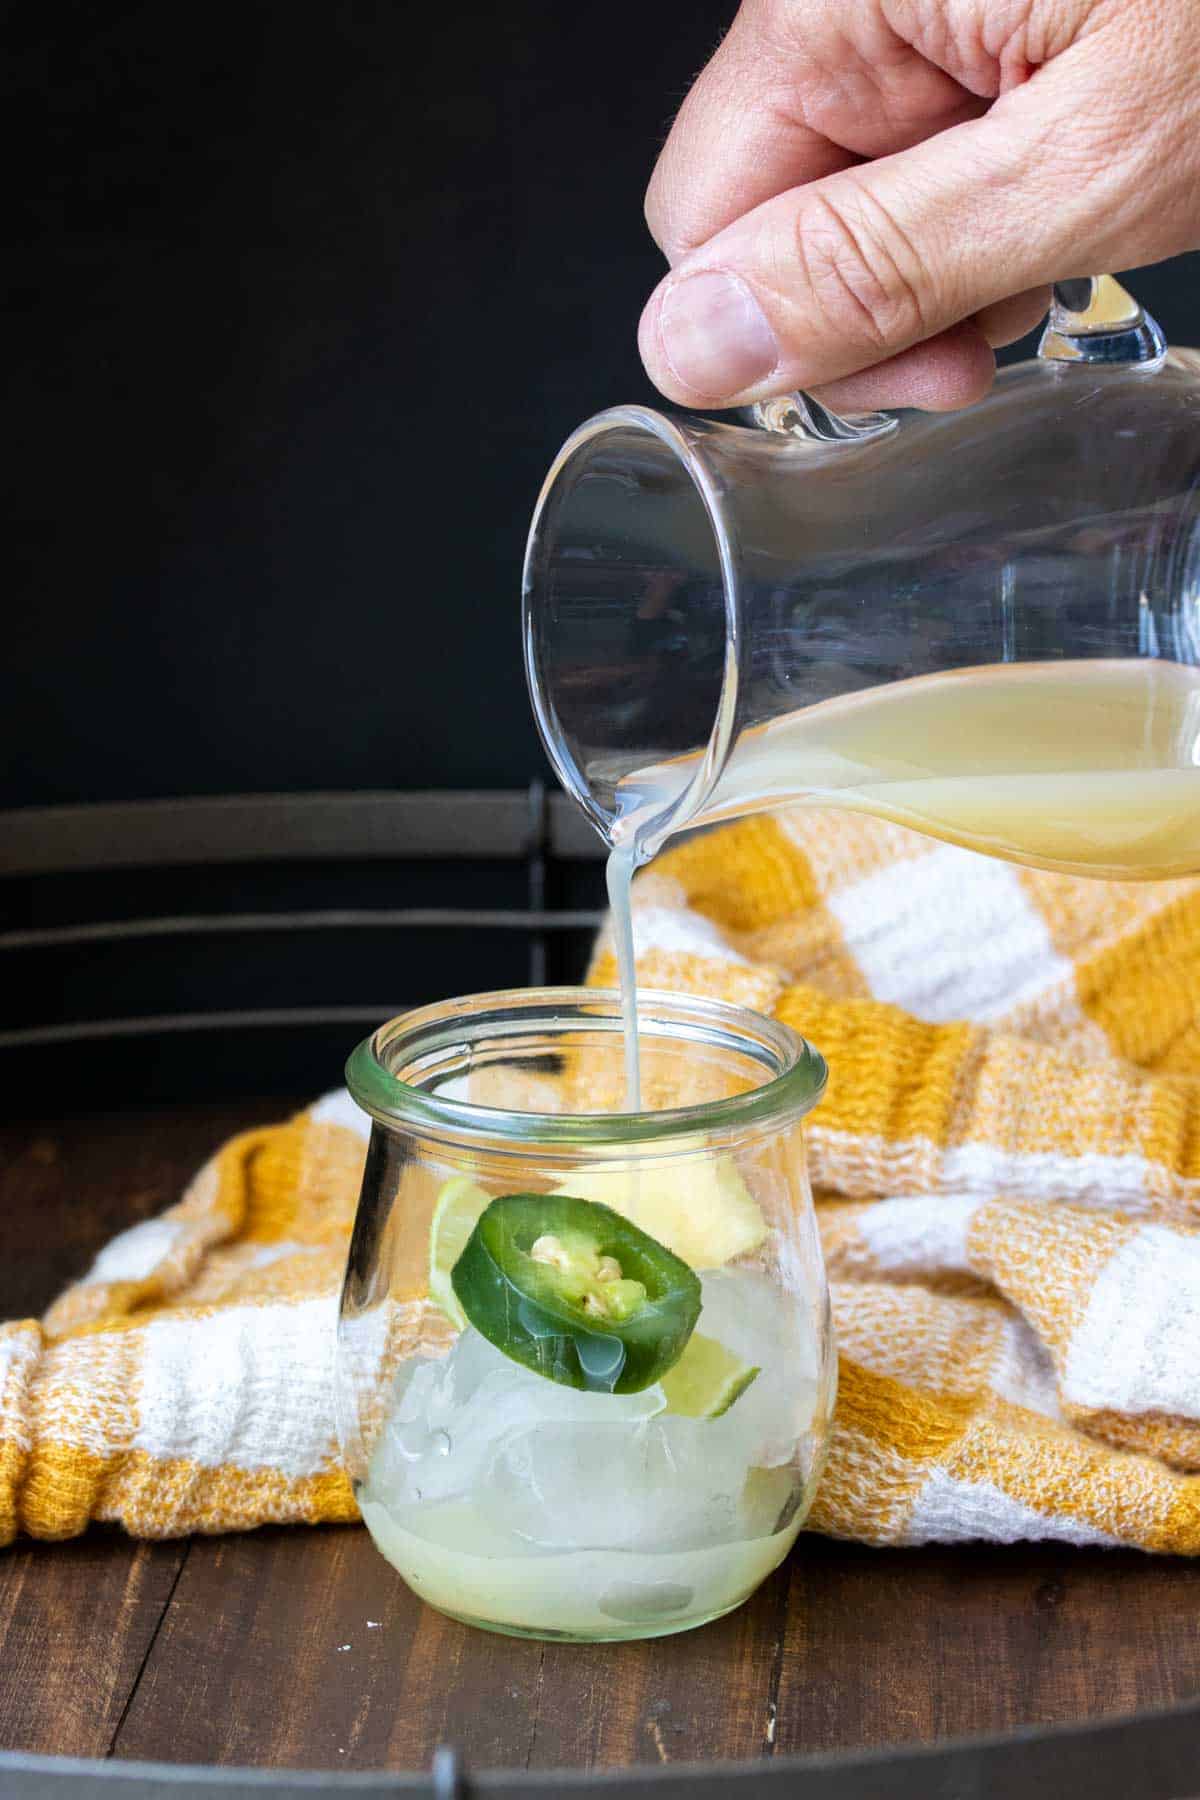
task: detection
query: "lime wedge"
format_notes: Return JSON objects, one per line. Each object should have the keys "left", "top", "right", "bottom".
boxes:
{"left": 553, "top": 1155, "right": 766, "bottom": 1269}
{"left": 429, "top": 1176, "right": 491, "bottom": 1328}
{"left": 660, "top": 1332, "right": 759, "bottom": 1419}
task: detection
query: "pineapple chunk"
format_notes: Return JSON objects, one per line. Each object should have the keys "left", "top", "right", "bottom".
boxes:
{"left": 554, "top": 1156, "right": 767, "bottom": 1269}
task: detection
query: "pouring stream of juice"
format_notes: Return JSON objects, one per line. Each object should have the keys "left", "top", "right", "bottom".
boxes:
{"left": 605, "top": 659, "right": 1200, "bottom": 1110}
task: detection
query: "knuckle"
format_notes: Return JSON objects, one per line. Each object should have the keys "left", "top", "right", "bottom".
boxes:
{"left": 792, "top": 188, "right": 929, "bottom": 353}
{"left": 643, "top": 171, "right": 669, "bottom": 251}
{"left": 644, "top": 150, "right": 695, "bottom": 261}
{"left": 747, "top": 0, "right": 801, "bottom": 42}
{"left": 644, "top": 170, "right": 702, "bottom": 264}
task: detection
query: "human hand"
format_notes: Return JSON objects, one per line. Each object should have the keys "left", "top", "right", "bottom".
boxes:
{"left": 638, "top": 0, "right": 1200, "bottom": 411}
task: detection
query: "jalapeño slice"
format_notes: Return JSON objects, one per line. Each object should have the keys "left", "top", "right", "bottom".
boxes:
{"left": 450, "top": 1193, "right": 702, "bottom": 1395}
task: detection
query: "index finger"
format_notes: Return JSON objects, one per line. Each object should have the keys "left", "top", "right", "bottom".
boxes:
{"left": 645, "top": 0, "right": 983, "bottom": 264}
{"left": 644, "top": 7, "right": 854, "bottom": 261}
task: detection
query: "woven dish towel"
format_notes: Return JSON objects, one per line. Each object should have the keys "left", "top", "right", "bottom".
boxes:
{"left": 9, "top": 806, "right": 1200, "bottom": 1550}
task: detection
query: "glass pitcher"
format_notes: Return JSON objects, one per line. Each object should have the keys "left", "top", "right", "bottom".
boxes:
{"left": 523, "top": 277, "right": 1200, "bottom": 879}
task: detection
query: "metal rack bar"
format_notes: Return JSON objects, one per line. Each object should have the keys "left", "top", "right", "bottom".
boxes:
{"left": 0, "top": 911, "right": 604, "bottom": 953}
{"left": 0, "top": 1008, "right": 411, "bottom": 1051}
{"left": 0, "top": 784, "right": 605, "bottom": 1052}
{"left": 0, "top": 790, "right": 606, "bottom": 876}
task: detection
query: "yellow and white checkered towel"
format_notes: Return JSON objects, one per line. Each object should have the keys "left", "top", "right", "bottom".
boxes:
{"left": 8, "top": 806, "right": 1200, "bottom": 1551}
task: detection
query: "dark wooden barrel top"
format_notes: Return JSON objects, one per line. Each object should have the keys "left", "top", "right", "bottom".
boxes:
{"left": 4, "top": 1101, "right": 1200, "bottom": 1777}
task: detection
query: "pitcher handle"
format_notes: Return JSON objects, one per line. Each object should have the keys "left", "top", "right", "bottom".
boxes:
{"left": 1038, "top": 275, "right": 1166, "bottom": 365}
{"left": 748, "top": 275, "right": 1165, "bottom": 441}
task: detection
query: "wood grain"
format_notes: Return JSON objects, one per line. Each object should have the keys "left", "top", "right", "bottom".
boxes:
{"left": 525, "top": 1561, "right": 792, "bottom": 1769}
{"left": 775, "top": 1538, "right": 1200, "bottom": 1755}
{"left": 0, "top": 1536, "right": 185, "bottom": 1756}
{"left": 5, "top": 1100, "right": 1200, "bottom": 1775}
{"left": 106, "top": 1527, "right": 1200, "bottom": 1773}
{"left": 115, "top": 1529, "right": 797, "bottom": 1773}
{"left": 111, "top": 1526, "right": 547, "bottom": 1771}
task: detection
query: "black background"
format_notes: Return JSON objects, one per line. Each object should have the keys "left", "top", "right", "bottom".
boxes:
{"left": 4, "top": 3, "right": 1199, "bottom": 1104}
{"left": 6, "top": 0, "right": 728, "bottom": 809}
{"left": 7, "top": 0, "right": 1199, "bottom": 811}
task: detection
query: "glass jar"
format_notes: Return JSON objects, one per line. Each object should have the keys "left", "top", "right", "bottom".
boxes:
{"left": 336, "top": 986, "right": 833, "bottom": 1643}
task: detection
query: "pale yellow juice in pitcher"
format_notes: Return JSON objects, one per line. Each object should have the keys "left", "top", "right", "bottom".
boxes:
{"left": 614, "top": 659, "right": 1200, "bottom": 882}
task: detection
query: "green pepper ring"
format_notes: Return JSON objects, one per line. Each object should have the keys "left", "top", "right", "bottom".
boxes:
{"left": 450, "top": 1193, "right": 703, "bottom": 1395}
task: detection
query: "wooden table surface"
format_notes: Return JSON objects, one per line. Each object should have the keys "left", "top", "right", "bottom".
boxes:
{"left": 4, "top": 1102, "right": 1200, "bottom": 1778}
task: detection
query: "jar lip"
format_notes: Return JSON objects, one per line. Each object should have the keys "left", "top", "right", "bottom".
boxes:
{"left": 345, "top": 985, "right": 827, "bottom": 1146}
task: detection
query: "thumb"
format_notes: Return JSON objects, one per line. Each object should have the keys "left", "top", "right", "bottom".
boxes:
{"left": 637, "top": 53, "right": 1129, "bottom": 408}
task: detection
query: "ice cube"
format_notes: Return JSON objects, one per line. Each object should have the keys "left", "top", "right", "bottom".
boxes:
{"left": 482, "top": 1269, "right": 818, "bottom": 1554}
{"left": 597, "top": 1579, "right": 695, "bottom": 1625}
{"left": 366, "top": 1327, "right": 662, "bottom": 1512}
{"left": 367, "top": 1270, "right": 820, "bottom": 1549}
{"left": 487, "top": 1412, "right": 750, "bottom": 1553}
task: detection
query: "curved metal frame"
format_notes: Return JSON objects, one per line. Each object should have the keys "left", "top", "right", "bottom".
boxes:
{"left": 5, "top": 1695, "right": 1200, "bottom": 1797}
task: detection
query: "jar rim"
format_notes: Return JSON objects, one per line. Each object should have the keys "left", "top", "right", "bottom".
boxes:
{"left": 345, "top": 985, "right": 826, "bottom": 1146}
